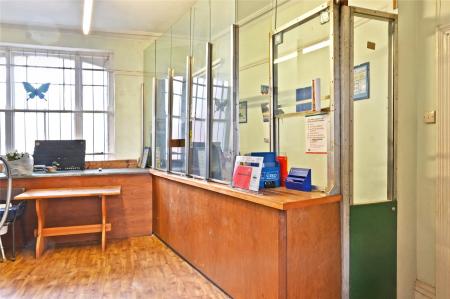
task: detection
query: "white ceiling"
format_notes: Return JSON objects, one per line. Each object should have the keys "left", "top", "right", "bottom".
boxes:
{"left": 0, "top": 0, "right": 197, "bottom": 35}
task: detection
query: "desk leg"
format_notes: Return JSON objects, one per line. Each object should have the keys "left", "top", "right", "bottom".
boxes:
{"left": 101, "top": 195, "right": 107, "bottom": 251}
{"left": 35, "top": 199, "right": 47, "bottom": 258}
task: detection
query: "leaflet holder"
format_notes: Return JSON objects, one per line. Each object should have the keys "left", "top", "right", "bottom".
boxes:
{"left": 250, "top": 152, "right": 281, "bottom": 189}
{"left": 285, "top": 168, "right": 312, "bottom": 192}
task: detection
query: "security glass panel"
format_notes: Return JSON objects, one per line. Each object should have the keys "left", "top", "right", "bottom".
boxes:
{"left": 210, "top": 0, "right": 235, "bottom": 182}
{"left": 352, "top": 16, "right": 392, "bottom": 203}
{"left": 273, "top": 11, "right": 331, "bottom": 189}
{"left": 170, "top": 14, "right": 190, "bottom": 173}
{"left": 239, "top": 7, "right": 271, "bottom": 155}
{"left": 190, "top": 0, "right": 209, "bottom": 177}
{"left": 155, "top": 35, "right": 171, "bottom": 170}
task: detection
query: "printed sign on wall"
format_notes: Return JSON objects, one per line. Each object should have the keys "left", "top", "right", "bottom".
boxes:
{"left": 305, "top": 114, "right": 328, "bottom": 154}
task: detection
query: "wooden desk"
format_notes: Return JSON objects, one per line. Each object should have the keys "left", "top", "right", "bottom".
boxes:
{"left": 0, "top": 170, "right": 151, "bottom": 250}
{"left": 15, "top": 186, "right": 121, "bottom": 258}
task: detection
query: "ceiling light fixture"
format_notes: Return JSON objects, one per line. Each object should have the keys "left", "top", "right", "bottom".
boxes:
{"left": 274, "top": 51, "right": 298, "bottom": 64}
{"left": 83, "top": 0, "right": 94, "bottom": 35}
{"left": 302, "top": 39, "right": 330, "bottom": 54}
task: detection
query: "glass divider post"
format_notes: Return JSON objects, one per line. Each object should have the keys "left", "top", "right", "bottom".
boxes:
{"left": 151, "top": 77, "right": 157, "bottom": 169}
{"left": 205, "top": 42, "right": 213, "bottom": 180}
{"left": 185, "top": 56, "right": 193, "bottom": 175}
{"left": 166, "top": 68, "right": 174, "bottom": 172}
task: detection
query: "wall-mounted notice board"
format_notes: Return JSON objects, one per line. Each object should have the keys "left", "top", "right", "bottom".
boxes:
{"left": 354, "top": 62, "right": 370, "bottom": 100}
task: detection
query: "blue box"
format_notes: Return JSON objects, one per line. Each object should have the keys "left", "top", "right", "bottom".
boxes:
{"left": 251, "top": 152, "right": 280, "bottom": 189}
{"left": 285, "top": 168, "right": 312, "bottom": 192}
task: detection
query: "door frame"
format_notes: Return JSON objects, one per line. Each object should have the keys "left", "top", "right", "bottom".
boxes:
{"left": 340, "top": 5, "right": 398, "bottom": 299}
{"left": 436, "top": 23, "right": 450, "bottom": 299}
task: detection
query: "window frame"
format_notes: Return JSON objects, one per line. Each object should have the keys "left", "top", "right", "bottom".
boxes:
{"left": 0, "top": 44, "right": 115, "bottom": 156}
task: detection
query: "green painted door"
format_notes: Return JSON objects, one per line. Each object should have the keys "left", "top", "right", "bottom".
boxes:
{"left": 348, "top": 8, "right": 398, "bottom": 299}
{"left": 350, "top": 201, "right": 397, "bottom": 299}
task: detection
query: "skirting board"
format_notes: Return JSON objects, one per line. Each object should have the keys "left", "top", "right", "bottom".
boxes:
{"left": 415, "top": 280, "right": 436, "bottom": 299}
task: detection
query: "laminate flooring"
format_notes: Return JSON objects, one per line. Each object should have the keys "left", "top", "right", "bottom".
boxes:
{"left": 0, "top": 236, "right": 230, "bottom": 299}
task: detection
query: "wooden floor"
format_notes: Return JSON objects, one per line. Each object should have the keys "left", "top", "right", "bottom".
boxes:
{"left": 0, "top": 236, "right": 230, "bottom": 299}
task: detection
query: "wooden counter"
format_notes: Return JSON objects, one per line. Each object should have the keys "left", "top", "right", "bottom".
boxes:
{"left": 2, "top": 168, "right": 340, "bottom": 298}
{"left": 0, "top": 169, "right": 152, "bottom": 249}
{"left": 151, "top": 170, "right": 341, "bottom": 299}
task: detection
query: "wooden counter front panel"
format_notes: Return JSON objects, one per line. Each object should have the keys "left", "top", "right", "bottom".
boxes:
{"left": 287, "top": 202, "right": 341, "bottom": 299}
{"left": 153, "top": 176, "right": 284, "bottom": 299}
{"left": 0, "top": 174, "right": 152, "bottom": 248}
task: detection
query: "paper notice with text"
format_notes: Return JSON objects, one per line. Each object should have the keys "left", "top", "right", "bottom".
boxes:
{"left": 305, "top": 114, "right": 328, "bottom": 154}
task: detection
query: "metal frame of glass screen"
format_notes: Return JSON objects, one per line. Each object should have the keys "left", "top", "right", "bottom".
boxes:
{"left": 270, "top": 2, "right": 340, "bottom": 194}
{"left": 340, "top": 6, "right": 397, "bottom": 298}
{"left": 342, "top": 7, "right": 398, "bottom": 204}
{"left": 151, "top": 25, "right": 239, "bottom": 184}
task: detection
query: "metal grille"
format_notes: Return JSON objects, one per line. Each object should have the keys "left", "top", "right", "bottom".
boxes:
{"left": 0, "top": 46, "right": 113, "bottom": 156}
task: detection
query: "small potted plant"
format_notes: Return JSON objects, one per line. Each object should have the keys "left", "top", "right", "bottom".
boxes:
{"left": 4, "top": 150, "right": 33, "bottom": 176}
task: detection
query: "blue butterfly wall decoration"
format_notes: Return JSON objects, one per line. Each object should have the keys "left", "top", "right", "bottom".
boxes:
{"left": 22, "top": 82, "right": 51, "bottom": 101}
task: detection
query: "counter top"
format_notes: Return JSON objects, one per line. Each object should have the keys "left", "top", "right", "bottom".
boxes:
{"left": 150, "top": 169, "right": 341, "bottom": 210}
{"left": 0, "top": 168, "right": 150, "bottom": 179}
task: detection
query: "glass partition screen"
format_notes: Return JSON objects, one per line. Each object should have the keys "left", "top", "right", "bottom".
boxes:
{"left": 352, "top": 15, "right": 393, "bottom": 203}
{"left": 273, "top": 7, "right": 332, "bottom": 190}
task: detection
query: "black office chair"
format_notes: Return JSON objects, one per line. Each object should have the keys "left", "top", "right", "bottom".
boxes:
{"left": 0, "top": 157, "right": 25, "bottom": 261}
{"left": 0, "top": 190, "right": 26, "bottom": 261}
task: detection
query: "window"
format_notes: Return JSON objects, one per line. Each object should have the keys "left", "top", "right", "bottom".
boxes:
{"left": 0, "top": 45, "right": 113, "bottom": 156}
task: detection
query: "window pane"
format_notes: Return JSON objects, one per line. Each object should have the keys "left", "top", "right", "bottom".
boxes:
{"left": 82, "top": 112, "right": 109, "bottom": 155}
{"left": 47, "top": 113, "right": 75, "bottom": 140}
{"left": 83, "top": 112, "right": 94, "bottom": 154}
{"left": 0, "top": 63, "right": 6, "bottom": 109}
{"left": 83, "top": 85, "right": 93, "bottom": 110}
{"left": 1, "top": 48, "right": 111, "bottom": 159}
{"left": 93, "top": 86, "right": 106, "bottom": 111}
{"left": 14, "top": 112, "right": 45, "bottom": 153}
{"left": 93, "top": 113, "right": 107, "bottom": 154}
{"left": 0, "top": 112, "right": 5, "bottom": 154}
{"left": 13, "top": 56, "right": 76, "bottom": 111}
{"left": 82, "top": 59, "right": 109, "bottom": 113}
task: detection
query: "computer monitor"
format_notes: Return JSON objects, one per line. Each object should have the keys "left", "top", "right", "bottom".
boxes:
{"left": 33, "top": 140, "right": 86, "bottom": 170}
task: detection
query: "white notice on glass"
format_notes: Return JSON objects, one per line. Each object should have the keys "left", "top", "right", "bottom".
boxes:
{"left": 305, "top": 114, "right": 328, "bottom": 154}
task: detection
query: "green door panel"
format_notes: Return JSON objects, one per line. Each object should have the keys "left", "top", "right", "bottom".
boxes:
{"left": 350, "top": 201, "right": 397, "bottom": 299}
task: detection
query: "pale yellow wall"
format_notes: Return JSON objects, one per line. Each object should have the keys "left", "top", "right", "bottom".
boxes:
{"left": 352, "top": 18, "right": 389, "bottom": 203}
{"left": 396, "top": 1, "right": 420, "bottom": 297}
{"left": 0, "top": 25, "right": 153, "bottom": 159}
{"left": 398, "top": 0, "right": 450, "bottom": 291}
